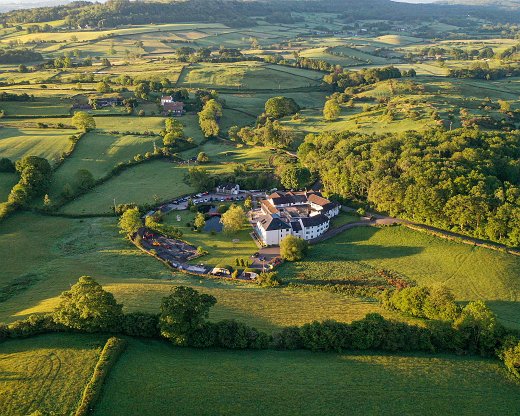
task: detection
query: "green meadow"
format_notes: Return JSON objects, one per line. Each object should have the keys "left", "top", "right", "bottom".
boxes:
{"left": 95, "top": 339, "right": 520, "bottom": 416}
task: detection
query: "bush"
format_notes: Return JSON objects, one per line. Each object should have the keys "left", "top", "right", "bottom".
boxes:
{"left": 271, "top": 326, "right": 303, "bottom": 350}
{"left": 215, "top": 319, "right": 269, "bottom": 349}
{"left": 256, "top": 271, "right": 281, "bottom": 287}
{"left": 121, "top": 312, "right": 159, "bottom": 338}
{"left": 501, "top": 340, "right": 520, "bottom": 380}
{"left": 7, "top": 314, "right": 61, "bottom": 338}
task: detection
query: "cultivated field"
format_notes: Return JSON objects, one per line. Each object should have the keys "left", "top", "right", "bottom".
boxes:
{"left": 0, "top": 333, "right": 106, "bottom": 416}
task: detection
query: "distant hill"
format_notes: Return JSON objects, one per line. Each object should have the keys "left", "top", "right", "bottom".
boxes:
{"left": 2, "top": 0, "right": 520, "bottom": 26}
{"left": 438, "top": 0, "right": 520, "bottom": 7}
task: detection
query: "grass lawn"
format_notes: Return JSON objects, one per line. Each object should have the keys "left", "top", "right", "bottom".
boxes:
{"left": 0, "top": 333, "right": 106, "bottom": 416}
{"left": 163, "top": 207, "right": 257, "bottom": 267}
{"left": 0, "top": 126, "right": 75, "bottom": 165}
{"left": 95, "top": 339, "right": 520, "bottom": 416}
{"left": 59, "top": 159, "right": 194, "bottom": 215}
{"left": 280, "top": 225, "right": 520, "bottom": 329}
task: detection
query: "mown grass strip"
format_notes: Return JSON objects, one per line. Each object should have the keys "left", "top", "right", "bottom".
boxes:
{"left": 74, "top": 337, "right": 128, "bottom": 416}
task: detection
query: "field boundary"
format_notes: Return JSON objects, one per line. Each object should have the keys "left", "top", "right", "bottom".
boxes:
{"left": 74, "top": 337, "right": 127, "bottom": 416}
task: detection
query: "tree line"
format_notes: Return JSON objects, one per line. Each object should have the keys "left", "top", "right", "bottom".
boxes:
{"left": 298, "top": 128, "right": 520, "bottom": 247}
{"left": 1, "top": 277, "right": 519, "bottom": 381}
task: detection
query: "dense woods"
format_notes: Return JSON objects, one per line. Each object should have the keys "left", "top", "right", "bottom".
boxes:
{"left": 298, "top": 129, "right": 520, "bottom": 246}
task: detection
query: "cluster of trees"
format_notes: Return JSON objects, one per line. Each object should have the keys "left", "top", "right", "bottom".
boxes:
{"left": 382, "top": 285, "right": 460, "bottom": 322}
{"left": 228, "top": 119, "right": 295, "bottom": 149}
{"left": 414, "top": 46, "right": 494, "bottom": 60}
{"left": 0, "top": 49, "right": 42, "bottom": 64}
{"left": 273, "top": 156, "right": 313, "bottom": 189}
{"left": 323, "top": 66, "right": 402, "bottom": 90}
{"left": 3, "top": 278, "right": 519, "bottom": 378}
{"left": 264, "top": 55, "right": 335, "bottom": 72}
{"left": 6, "top": 156, "right": 52, "bottom": 209}
{"left": 198, "top": 99, "right": 222, "bottom": 138}
{"left": 186, "top": 165, "right": 278, "bottom": 193}
{"left": 449, "top": 63, "right": 520, "bottom": 80}
{"left": 0, "top": 92, "right": 33, "bottom": 102}
{"left": 298, "top": 129, "right": 520, "bottom": 246}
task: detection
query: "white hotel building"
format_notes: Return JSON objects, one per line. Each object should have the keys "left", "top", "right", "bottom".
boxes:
{"left": 254, "top": 191, "right": 340, "bottom": 246}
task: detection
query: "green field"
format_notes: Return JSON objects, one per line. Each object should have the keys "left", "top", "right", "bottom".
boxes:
{"left": 95, "top": 339, "right": 520, "bottom": 416}
{"left": 59, "top": 160, "right": 194, "bottom": 215}
{"left": 0, "top": 333, "right": 106, "bottom": 416}
{"left": 47, "top": 131, "right": 159, "bottom": 198}
{"left": 177, "top": 62, "right": 321, "bottom": 90}
{"left": 0, "top": 213, "right": 396, "bottom": 332}
{"left": 0, "top": 126, "right": 75, "bottom": 165}
{"left": 280, "top": 225, "right": 520, "bottom": 328}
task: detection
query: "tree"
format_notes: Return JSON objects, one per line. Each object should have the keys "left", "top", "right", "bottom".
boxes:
{"left": 74, "top": 169, "right": 95, "bottom": 191}
{"left": 279, "top": 165, "right": 311, "bottom": 189}
{"left": 186, "top": 167, "right": 214, "bottom": 192}
{"left": 244, "top": 196, "right": 252, "bottom": 210}
{"left": 220, "top": 204, "right": 246, "bottom": 234}
{"left": 118, "top": 207, "right": 142, "bottom": 236}
{"left": 194, "top": 212, "right": 206, "bottom": 230}
{"left": 198, "top": 99, "right": 222, "bottom": 137}
{"left": 53, "top": 276, "right": 123, "bottom": 332}
{"left": 72, "top": 111, "right": 96, "bottom": 131}
{"left": 264, "top": 96, "right": 300, "bottom": 119}
{"left": 196, "top": 152, "right": 209, "bottom": 163}
{"left": 0, "top": 157, "right": 15, "bottom": 172}
{"left": 96, "top": 81, "right": 112, "bottom": 93}
{"left": 159, "top": 286, "right": 216, "bottom": 346}
{"left": 453, "top": 300, "right": 503, "bottom": 356}
{"left": 323, "top": 98, "right": 341, "bottom": 121}
{"left": 501, "top": 341, "right": 520, "bottom": 379}
{"left": 280, "top": 235, "right": 308, "bottom": 261}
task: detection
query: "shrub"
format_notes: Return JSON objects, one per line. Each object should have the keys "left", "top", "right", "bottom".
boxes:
{"left": 121, "top": 312, "right": 159, "bottom": 338}
{"left": 256, "top": 271, "right": 281, "bottom": 287}
{"left": 7, "top": 314, "right": 60, "bottom": 338}
{"left": 0, "top": 157, "right": 15, "bottom": 172}
{"left": 215, "top": 319, "right": 269, "bottom": 349}
{"left": 271, "top": 326, "right": 303, "bottom": 350}
{"left": 501, "top": 340, "right": 520, "bottom": 380}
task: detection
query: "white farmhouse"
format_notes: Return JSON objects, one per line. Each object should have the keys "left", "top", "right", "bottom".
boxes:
{"left": 254, "top": 191, "right": 340, "bottom": 246}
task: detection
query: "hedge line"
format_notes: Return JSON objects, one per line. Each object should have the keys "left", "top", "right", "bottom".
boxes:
{"left": 74, "top": 337, "right": 127, "bottom": 416}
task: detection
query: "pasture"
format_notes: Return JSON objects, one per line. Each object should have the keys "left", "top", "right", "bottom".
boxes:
{"left": 279, "top": 225, "right": 520, "bottom": 329}
{"left": 59, "top": 160, "right": 194, "bottom": 215}
{"left": 0, "top": 212, "right": 396, "bottom": 331}
{"left": 0, "top": 126, "right": 75, "bottom": 166}
{"left": 0, "top": 333, "right": 106, "bottom": 416}
{"left": 47, "top": 132, "right": 160, "bottom": 198}
{"left": 95, "top": 339, "right": 520, "bottom": 416}
{"left": 177, "top": 62, "right": 321, "bottom": 90}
